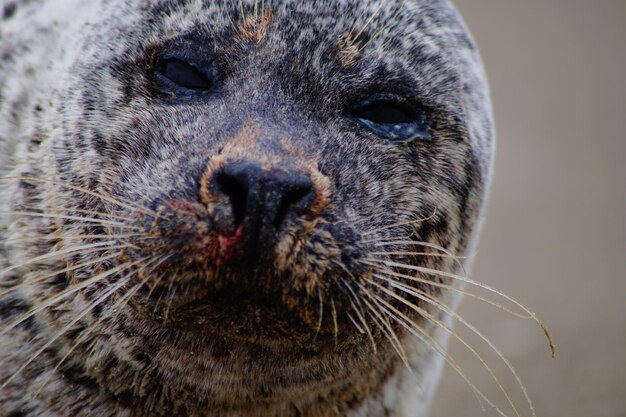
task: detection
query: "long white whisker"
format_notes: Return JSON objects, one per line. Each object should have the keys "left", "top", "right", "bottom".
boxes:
{"left": 361, "top": 209, "right": 437, "bottom": 236}
{"left": 335, "top": 262, "right": 378, "bottom": 354}
{"left": 14, "top": 205, "right": 139, "bottom": 223}
{"left": 366, "top": 239, "right": 471, "bottom": 278}
{"left": 1, "top": 211, "right": 141, "bottom": 229}
{"left": 2, "top": 272, "right": 136, "bottom": 389}
{"left": 354, "top": 282, "right": 411, "bottom": 369}
{"left": 366, "top": 267, "right": 533, "bottom": 321}
{"left": 346, "top": 312, "right": 365, "bottom": 334}
{"left": 0, "top": 240, "right": 122, "bottom": 279}
{"left": 353, "top": 0, "right": 388, "bottom": 42}
{"left": 364, "top": 291, "right": 511, "bottom": 417}
{"left": 365, "top": 258, "right": 555, "bottom": 356}
{"left": 367, "top": 277, "right": 526, "bottom": 417}
{"left": 330, "top": 298, "right": 338, "bottom": 346}
{"left": 381, "top": 276, "right": 536, "bottom": 417}
{"left": 332, "top": 261, "right": 377, "bottom": 353}
{"left": 370, "top": 251, "right": 467, "bottom": 260}
{"left": 32, "top": 257, "right": 164, "bottom": 396}
{"left": 312, "top": 287, "right": 324, "bottom": 342}
{"left": 0, "top": 258, "right": 147, "bottom": 337}
{"left": 0, "top": 176, "right": 155, "bottom": 215}
{"left": 3, "top": 232, "right": 149, "bottom": 245}
{"left": 0, "top": 252, "right": 122, "bottom": 297}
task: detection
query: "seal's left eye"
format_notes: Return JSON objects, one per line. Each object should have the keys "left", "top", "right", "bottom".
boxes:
{"left": 156, "top": 59, "right": 214, "bottom": 91}
{"left": 351, "top": 95, "right": 431, "bottom": 143}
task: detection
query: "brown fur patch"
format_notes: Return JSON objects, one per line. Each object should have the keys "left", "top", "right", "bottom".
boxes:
{"left": 236, "top": 10, "right": 274, "bottom": 43}
{"left": 337, "top": 31, "right": 361, "bottom": 68}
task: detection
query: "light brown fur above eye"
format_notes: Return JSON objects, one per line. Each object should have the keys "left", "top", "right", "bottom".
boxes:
{"left": 235, "top": 9, "right": 274, "bottom": 43}
{"left": 337, "top": 31, "right": 361, "bottom": 68}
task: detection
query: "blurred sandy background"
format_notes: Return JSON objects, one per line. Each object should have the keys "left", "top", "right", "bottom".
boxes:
{"left": 430, "top": 1, "right": 626, "bottom": 416}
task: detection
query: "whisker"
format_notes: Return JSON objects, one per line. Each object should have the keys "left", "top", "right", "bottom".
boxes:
{"left": 366, "top": 239, "right": 471, "bottom": 279}
{"left": 365, "top": 258, "right": 555, "bottom": 357}
{"left": 348, "top": 297, "right": 377, "bottom": 353}
{"left": 0, "top": 176, "right": 155, "bottom": 215}
{"left": 365, "top": 292, "right": 511, "bottom": 417}
{"left": 32, "top": 257, "right": 164, "bottom": 396}
{"left": 370, "top": 251, "right": 467, "bottom": 260}
{"left": 332, "top": 261, "right": 377, "bottom": 352}
{"left": 366, "top": 237, "right": 530, "bottom": 321}
{"left": 3, "top": 232, "right": 149, "bottom": 245}
{"left": 0, "top": 258, "right": 147, "bottom": 337}
{"left": 381, "top": 276, "right": 537, "bottom": 417}
{"left": 62, "top": 208, "right": 138, "bottom": 223}
{"left": 147, "top": 272, "right": 166, "bottom": 299}
{"left": 163, "top": 282, "right": 176, "bottom": 322}
{"left": 152, "top": 278, "right": 172, "bottom": 315}
{"left": 354, "top": 282, "right": 411, "bottom": 369}
{"left": 346, "top": 311, "right": 366, "bottom": 335}
{"left": 0, "top": 240, "right": 123, "bottom": 279}
{"left": 312, "top": 287, "right": 324, "bottom": 342}
{"left": 357, "top": 4, "right": 405, "bottom": 53}
{"left": 0, "top": 252, "right": 121, "bottom": 298}
{"left": 367, "top": 277, "right": 527, "bottom": 417}
{"left": 353, "top": 0, "right": 389, "bottom": 42}
{"left": 330, "top": 298, "right": 338, "bottom": 346}
{"left": 14, "top": 204, "right": 139, "bottom": 223}
{"left": 363, "top": 239, "right": 456, "bottom": 252}
{"left": 1, "top": 270, "right": 137, "bottom": 389}
{"left": 361, "top": 209, "right": 437, "bottom": 236}
{"left": 368, "top": 269, "right": 532, "bottom": 321}
{"left": 1, "top": 211, "right": 142, "bottom": 230}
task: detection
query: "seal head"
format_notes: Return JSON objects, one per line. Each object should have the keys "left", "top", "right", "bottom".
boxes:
{"left": 0, "top": 1, "right": 494, "bottom": 416}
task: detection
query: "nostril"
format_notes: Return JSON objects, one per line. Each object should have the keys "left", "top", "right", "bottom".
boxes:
{"left": 215, "top": 172, "right": 248, "bottom": 228}
{"left": 210, "top": 162, "right": 317, "bottom": 234}
{"left": 273, "top": 180, "right": 315, "bottom": 229}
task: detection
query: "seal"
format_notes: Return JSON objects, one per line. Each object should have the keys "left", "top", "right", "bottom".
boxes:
{"left": 0, "top": 1, "right": 524, "bottom": 416}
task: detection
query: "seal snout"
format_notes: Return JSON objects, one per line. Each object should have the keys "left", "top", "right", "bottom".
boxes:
{"left": 197, "top": 119, "right": 332, "bottom": 265}
{"left": 212, "top": 161, "right": 316, "bottom": 241}
{"left": 204, "top": 161, "right": 317, "bottom": 265}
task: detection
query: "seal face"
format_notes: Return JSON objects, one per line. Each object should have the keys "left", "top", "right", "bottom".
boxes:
{"left": 0, "top": 1, "right": 494, "bottom": 416}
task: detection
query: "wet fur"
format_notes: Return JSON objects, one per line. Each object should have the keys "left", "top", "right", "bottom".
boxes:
{"left": 0, "top": 1, "right": 494, "bottom": 416}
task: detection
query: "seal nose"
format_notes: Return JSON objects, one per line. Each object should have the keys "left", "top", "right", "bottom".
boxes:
{"left": 213, "top": 162, "right": 316, "bottom": 232}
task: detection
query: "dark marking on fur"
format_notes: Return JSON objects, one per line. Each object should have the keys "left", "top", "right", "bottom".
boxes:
{"left": 2, "top": 2, "right": 17, "bottom": 20}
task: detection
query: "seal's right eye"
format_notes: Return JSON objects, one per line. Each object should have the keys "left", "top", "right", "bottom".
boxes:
{"left": 156, "top": 58, "right": 214, "bottom": 91}
{"left": 350, "top": 94, "right": 432, "bottom": 144}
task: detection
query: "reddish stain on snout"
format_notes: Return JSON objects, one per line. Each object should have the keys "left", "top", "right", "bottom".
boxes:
{"left": 218, "top": 226, "right": 244, "bottom": 261}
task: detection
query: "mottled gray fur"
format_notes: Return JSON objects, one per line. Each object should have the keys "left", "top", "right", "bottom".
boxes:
{"left": 0, "top": 0, "right": 494, "bottom": 416}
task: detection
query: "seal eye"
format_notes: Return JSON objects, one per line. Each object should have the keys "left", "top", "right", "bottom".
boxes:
{"left": 156, "top": 58, "right": 214, "bottom": 91}
{"left": 351, "top": 95, "right": 431, "bottom": 143}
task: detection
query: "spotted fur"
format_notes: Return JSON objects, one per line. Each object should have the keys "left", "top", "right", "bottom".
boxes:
{"left": 0, "top": 1, "right": 494, "bottom": 416}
